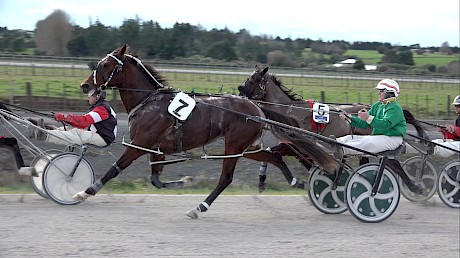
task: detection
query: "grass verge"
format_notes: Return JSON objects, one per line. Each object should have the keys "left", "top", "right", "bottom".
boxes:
{"left": 0, "top": 179, "right": 307, "bottom": 195}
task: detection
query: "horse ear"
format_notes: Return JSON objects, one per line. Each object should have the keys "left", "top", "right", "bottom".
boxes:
{"left": 120, "top": 44, "right": 127, "bottom": 55}
{"left": 255, "top": 64, "right": 260, "bottom": 70}
{"left": 262, "top": 67, "right": 269, "bottom": 75}
{"left": 87, "top": 61, "right": 97, "bottom": 71}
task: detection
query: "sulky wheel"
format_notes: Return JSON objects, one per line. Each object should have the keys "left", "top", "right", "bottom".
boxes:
{"left": 437, "top": 160, "right": 460, "bottom": 208}
{"left": 400, "top": 156, "right": 437, "bottom": 202}
{"left": 42, "top": 152, "right": 95, "bottom": 205}
{"left": 28, "top": 150, "right": 61, "bottom": 199}
{"left": 29, "top": 154, "right": 51, "bottom": 199}
{"left": 308, "top": 163, "right": 353, "bottom": 214}
{"left": 345, "top": 164, "right": 400, "bottom": 223}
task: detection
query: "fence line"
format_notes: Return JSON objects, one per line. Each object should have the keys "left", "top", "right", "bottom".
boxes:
{"left": 0, "top": 60, "right": 459, "bottom": 119}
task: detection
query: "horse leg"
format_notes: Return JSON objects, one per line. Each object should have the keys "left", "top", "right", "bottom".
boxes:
{"left": 186, "top": 157, "right": 238, "bottom": 219}
{"left": 73, "top": 148, "right": 146, "bottom": 201}
{"left": 257, "top": 148, "right": 270, "bottom": 193}
{"left": 149, "top": 154, "right": 166, "bottom": 188}
{"left": 245, "top": 149, "right": 305, "bottom": 191}
{"left": 149, "top": 154, "right": 193, "bottom": 189}
{"left": 256, "top": 143, "right": 312, "bottom": 192}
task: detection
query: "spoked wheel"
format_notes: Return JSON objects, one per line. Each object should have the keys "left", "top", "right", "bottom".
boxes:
{"left": 400, "top": 156, "right": 437, "bottom": 202}
{"left": 437, "top": 160, "right": 460, "bottom": 208}
{"left": 42, "top": 152, "right": 95, "bottom": 205}
{"left": 345, "top": 164, "right": 400, "bottom": 223}
{"left": 308, "top": 163, "right": 353, "bottom": 214}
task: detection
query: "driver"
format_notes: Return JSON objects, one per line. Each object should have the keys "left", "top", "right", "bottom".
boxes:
{"left": 334, "top": 79, "right": 422, "bottom": 194}
{"left": 336, "top": 79, "right": 406, "bottom": 156}
{"left": 30, "top": 89, "right": 117, "bottom": 147}
{"left": 429, "top": 95, "right": 460, "bottom": 157}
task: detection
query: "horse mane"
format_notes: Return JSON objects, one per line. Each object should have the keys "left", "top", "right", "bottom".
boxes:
{"left": 270, "top": 74, "right": 303, "bottom": 101}
{"left": 124, "top": 54, "right": 170, "bottom": 89}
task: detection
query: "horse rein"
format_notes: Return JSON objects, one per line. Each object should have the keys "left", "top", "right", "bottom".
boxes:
{"left": 244, "top": 74, "right": 358, "bottom": 136}
{"left": 92, "top": 53, "right": 165, "bottom": 92}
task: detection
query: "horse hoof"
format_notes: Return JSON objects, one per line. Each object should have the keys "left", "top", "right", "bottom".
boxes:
{"left": 186, "top": 209, "right": 199, "bottom": 219}
{"left": 72, "top": 191, "right": 91, "bottom": 202}
{"left": 296, "top": 182, "right": 306, "bottom": 190}
{"left": 165, "top": 181, "right": 184, "bottom": 189}
{"left": 181, "top": 176, "right": 194, "bottom": 187}
{"left": 258, "top": 184, "right": 266, "bottom": 193}
{"left": 18, "top": 167, "right": 38, "bottom": 177}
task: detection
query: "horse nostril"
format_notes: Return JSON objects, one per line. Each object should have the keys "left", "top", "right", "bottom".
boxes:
{"left": 80, "top": 83, "right": 90, "bottom": 93}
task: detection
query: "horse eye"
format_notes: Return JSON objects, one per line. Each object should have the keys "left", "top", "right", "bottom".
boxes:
{"left": 103, "top": 63, "right": 109, "bottom": 68}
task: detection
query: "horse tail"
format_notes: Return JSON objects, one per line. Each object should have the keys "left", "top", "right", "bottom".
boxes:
{"left": 259, "top": 107, "right": 301, "bottom": 127}
{"left": 403, "top": 109, "right": 429, "bottom": 139}
{"left": 260, "top": 107, "right": 339, "bottom": 173}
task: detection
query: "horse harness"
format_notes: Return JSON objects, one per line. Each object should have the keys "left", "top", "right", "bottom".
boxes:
{"left": 125, "top": 92, "right": 185, "bottom": 153}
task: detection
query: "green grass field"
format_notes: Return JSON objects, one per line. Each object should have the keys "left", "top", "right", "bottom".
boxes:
{"left": 305, "top": 48, "right": 460, "bottom": 67}
{"left": 0, "top": 63, "right": 459, "bottom": 119}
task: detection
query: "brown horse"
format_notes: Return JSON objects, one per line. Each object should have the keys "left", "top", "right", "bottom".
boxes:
{"left": 238, "top": 65, "right": 428, "bottom": 192}
{"left": 238, "top": 65, "right": 371, "bottom": 136}
{"left": 238, "top": 65, "right": 371, "bottom": 190}
{"left": 75, "top": 45, "right": 339, "bottom": 219}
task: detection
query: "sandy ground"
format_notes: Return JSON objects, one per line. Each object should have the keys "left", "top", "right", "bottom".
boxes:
{"left": 0, "top": 194, "right": 459, "bottom": 258}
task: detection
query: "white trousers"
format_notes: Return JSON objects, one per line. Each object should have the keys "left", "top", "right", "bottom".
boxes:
{"left": 336, "top": 135, "right": 403, "bottom": 155}
{"left": 404, "top": 139, "right": 460, "bottom": 158}
{"left": 45, "top": 127, "right": 107, "bottom": 147}
{"left": 432, "top": 139, "right": 460, "bottom": 158}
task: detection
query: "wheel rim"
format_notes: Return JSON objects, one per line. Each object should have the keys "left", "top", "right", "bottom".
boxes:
{"left": 346, "top": 164, "right": 400, "bottom": 223}
{"left": 308, "top": 165, "right": 352, "bottom": 214}
{"left": 42, "top": 153, "right": 94, "bottom": 205}
{"left": 437, "top": 161, "right": 460, "bottom": 208}
{"left": 400, "top": 156, "right": 437, "bottom": 202}
{"left": 29, "top": 154, "right": 59, "bottom": 199}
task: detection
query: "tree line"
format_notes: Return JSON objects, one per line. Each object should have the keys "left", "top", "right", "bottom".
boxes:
{"left": 1, "top": 9, "right": 459, "bottom": 74}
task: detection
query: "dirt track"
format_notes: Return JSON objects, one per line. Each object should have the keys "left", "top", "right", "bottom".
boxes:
{"left": 1, "top": 194, "right": 459, "bottom": 257}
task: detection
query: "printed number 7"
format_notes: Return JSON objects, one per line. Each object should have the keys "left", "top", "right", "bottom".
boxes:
{"left": 173, "top": 99, "right": 189, "bottom": 116}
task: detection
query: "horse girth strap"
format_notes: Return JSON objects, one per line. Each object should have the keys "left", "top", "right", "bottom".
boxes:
{"left": 174, "top": 118, "right": 184, "bottom": 153}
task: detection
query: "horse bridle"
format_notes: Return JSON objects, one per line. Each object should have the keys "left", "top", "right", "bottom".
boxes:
{"left": 246, "top": 71, "right": 268, "bottom": 100}
{"left": 92, "top": 53, "right": 165, "bottom": 92}
{"left": 92, "top": 53, "right": 124, "bottom": 92}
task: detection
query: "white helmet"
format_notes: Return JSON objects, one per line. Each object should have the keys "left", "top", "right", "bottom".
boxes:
{"left": 375, "top": 79, "right": 400, "bottom": 97}
{"left": 452, "top": 95, "right": 460, "bottom": 105}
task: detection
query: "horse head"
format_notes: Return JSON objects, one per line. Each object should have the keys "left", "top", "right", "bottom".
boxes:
{"left": 80, "top": 45, "right": 170, "bottom": 111}
{"left": 238, "top": 65, "right": 270, "bottom": 100}
{"left": 80, "top": 45, "right": 128, "bottom": 95}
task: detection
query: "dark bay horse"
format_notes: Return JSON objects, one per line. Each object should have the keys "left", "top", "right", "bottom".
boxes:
{"left": 238, "top": 65, "right": 371, "bottom": 137}
{"left": 238, "top": 65, "right": 428, "bottom": 191}
{"left": 75, "top": 45, "right": 339, "bottom": 219}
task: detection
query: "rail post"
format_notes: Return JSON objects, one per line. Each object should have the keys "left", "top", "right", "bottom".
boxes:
{"left": 26, "top": 81, "right": 33, "bottom": 109}
{"left": 447, "top": 95, "right": 451, "bottom": 118}
{"left": 9, "top": 81, "right": 14, "bottom": 105}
